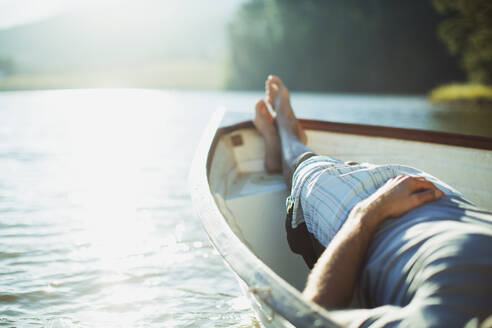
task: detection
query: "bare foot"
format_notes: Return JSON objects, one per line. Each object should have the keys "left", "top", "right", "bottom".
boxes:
{"left": 265, "top": 75, "right": 307, "bottom": 144}
{"left": 253, "top": 99, "right": 282, "bottom": 173}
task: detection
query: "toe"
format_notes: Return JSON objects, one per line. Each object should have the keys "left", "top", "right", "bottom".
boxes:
{"left": 265, "top": 83, "right": 279, "bottom": 108}
{"left": 268, "top": 75, "right": 284, "bottom": 88}
{"left": 267, "top": 96, "right": 274, "bottom": 109}
{"left": 255, "top": 99, "right": 274, "bottom": 123}
{"left": 255, "top": 99, "right": 267, "bottom": 113}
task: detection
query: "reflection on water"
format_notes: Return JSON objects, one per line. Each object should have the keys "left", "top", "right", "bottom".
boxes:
{"left": 0, "top": 89, "right": 490, "bottom": 327}
{"left": 428, "top": 105, "right": 492, "bottom": 137}
{"left": 291, "top": 93, "right": 492, "bottom": 137}
{"left": 0, "top": 90, "right": 254, "bottom": 327}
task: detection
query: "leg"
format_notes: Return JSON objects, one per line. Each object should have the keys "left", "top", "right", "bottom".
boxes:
{"left": 265, "top": 75, "right": 314, "bottom": 190}
{"left": 253, "top": 76, "right": 324, "bottom": 269}
{"left": 253, "top": 100, "right": 282, "bottom": 173}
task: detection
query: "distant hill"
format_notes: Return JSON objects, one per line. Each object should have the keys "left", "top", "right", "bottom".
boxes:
{"left": 0, "top": 1, "right": 240, "bottom": 76}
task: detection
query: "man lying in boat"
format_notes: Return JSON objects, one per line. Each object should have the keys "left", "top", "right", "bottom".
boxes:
{"left": 253, "top": 75, "right": 492, "bottom": 327}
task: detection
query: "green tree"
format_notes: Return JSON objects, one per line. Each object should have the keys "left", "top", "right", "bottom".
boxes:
{"left": 226, "top": 0, "right": 464, "bottom": 93}
{"left": 433, "top": 0, "right": 492, "bottom": 84}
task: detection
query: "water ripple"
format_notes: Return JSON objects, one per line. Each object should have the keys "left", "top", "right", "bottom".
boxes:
{"left": 6, "top": 90, "right": 480, "bottom": 327}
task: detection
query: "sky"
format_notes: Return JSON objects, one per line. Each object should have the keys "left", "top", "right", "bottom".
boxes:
{"left": 0, "top": 0, "right": 246, "bottom": 30}
{"left": 0, "top": 0, "right": 248, "bottom": 89}
{"left": 0, "top": 0, "right": 247, "bottom": 69}
{"left": 0, "top": 0, "right": 85, "bottom": 30}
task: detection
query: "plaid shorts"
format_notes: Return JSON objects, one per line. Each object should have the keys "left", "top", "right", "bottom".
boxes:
{"left": 286, "top": 156, "right": 463, "bottom": 247}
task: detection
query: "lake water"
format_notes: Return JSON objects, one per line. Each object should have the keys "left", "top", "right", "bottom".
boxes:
{"left": 0, "top": 89, "right": 490, "bottom": 328}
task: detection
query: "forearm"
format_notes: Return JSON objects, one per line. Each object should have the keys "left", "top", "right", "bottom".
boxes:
{"left": 302, "top": 203, "right": 380, "bottom": 308}
{"left": 301, "top": 175, "right": 444, "bottom": 309}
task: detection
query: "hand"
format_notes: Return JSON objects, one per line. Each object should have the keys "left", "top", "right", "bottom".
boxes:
{"left": 304, "top": 175, "right": 445, "bottom": 310}
{"left": 352, "top": 175, "right": 446, "bottom": 228}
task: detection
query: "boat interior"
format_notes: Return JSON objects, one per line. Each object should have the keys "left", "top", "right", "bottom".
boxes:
{"left": 208, "top": 125, "right": 492, "bottom": 292}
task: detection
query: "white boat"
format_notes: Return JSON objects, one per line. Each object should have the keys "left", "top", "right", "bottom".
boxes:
{"left": 189, "top": 109, "right": 492, "bottom": 328}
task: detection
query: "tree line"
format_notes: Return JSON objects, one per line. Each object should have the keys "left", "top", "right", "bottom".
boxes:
{"left": 225, "top": 0, "right": 490, "bottom": 93}
{"left": 433, "top": 0, "right": 492, "bottom": 85}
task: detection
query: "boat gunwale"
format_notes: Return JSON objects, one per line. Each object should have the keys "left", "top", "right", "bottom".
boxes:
{"left": 213, "top": 119, "right": 492, "bottom": 155}
{"left": 193, "top": 115, "right": 492, "bottom": 327}
{"left": 192, "top": 111, "right": 338, "bottom": 328}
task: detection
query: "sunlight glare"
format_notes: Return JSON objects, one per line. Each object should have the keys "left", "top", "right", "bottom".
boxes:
{"left": 60, "top": 90, "right": 175, "bottom": 263}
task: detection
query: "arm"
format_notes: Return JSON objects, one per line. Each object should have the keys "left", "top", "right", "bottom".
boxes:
{"left": 302, "top": 175, "right": 446, "bottom": 309}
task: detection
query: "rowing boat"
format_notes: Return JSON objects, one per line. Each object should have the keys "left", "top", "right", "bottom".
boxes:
{"left": 189, "top": 109, "right": 492, "bottom": 327}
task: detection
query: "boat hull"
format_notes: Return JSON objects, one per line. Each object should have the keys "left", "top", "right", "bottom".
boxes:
{"left": 190, "top": 109, "right": 492, "bottom": 327}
